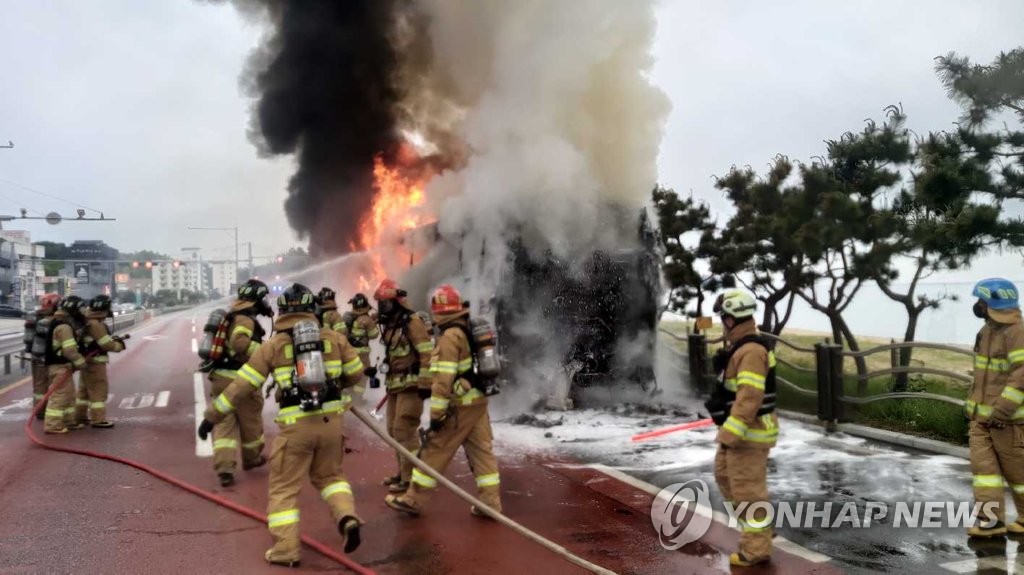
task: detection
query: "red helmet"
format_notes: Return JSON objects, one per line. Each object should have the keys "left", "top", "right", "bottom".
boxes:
{"left": 431, "top": 284, "right": 464, "bottom": 315}
{"left": 39, "top": 294, "right": 60, "bottom": 311}
{"left": 374, "top": 278, "right": 403, "bottom": 301}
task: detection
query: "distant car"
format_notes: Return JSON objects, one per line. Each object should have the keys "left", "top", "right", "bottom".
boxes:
{"left": 0, "top": 305, "right": 24, "bottom": 318}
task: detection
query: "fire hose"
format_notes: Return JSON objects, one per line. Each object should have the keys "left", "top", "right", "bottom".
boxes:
{"left": 349, "top": 406, "right": 618, "bottom": 575}
{"left": 25, "top": 368, "right": 374, "bottom": 575}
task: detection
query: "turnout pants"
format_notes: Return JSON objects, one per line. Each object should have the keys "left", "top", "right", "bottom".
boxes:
{"left": 386, "top": 386, "right": 424, "bottom": 483}
{"left": 265, "top": 412, "right": 359, "bottom": 563}
{"left": 400, "top": 403, "right": 502, "bottom": 512}
{"left": 42, "top": 366, "right": 76, "bottom": 433}
{"left": 31, "top": 361, "right": 48, "bottom": 413}
{"left": 75, "top": 362, "right": 110, "bottom": 423}
{"left": 969, "top": 421, "right": 1024, "bottom": 524}
{"left": 715, "top": 445, "right": 773, "bottom": 561}
{"left": 210, "top": 374, "right": 265, "bottom": 474}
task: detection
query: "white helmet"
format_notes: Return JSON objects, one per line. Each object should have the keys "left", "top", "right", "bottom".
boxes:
{"left": 714, "top": 290, "right": 757, "bottom": 319}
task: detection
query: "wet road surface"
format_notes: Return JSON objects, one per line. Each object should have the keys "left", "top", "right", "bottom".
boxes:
{"left": 0, "top": 310, "right": 833, "bottom": 574}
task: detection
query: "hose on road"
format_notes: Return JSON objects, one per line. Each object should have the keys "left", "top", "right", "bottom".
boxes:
{"left": 350, "top": 406, "right": 618, "bottom": 575}
{"left": 26, "top": 370, "right": 375, "bottom": 575}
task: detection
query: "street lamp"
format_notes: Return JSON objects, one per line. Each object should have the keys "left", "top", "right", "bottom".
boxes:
{"left": 187, "top": 226, "right": 238, "bottom": 284}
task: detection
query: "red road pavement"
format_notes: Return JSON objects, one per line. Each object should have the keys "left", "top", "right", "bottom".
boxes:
{"left": 0, "top": 311, "right": 839, "bottom": 574}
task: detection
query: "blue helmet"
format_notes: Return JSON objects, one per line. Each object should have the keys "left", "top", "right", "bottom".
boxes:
{"left": 973, "top": 278, "right": 1020, "bottom": 310}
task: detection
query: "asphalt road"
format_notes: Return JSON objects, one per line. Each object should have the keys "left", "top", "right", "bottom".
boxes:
{"left": 0, "top": 310, "right": 838, "bottom": 574}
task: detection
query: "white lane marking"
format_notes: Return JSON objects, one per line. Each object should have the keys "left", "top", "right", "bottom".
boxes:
{"left": 143, "top": 335, "right": 166, "bottom": 341}
{"left": 0, "top": 397, "right": 33, "bottom": 416}
{"left": 587, "top": 463, "right": 832, "bottom": 564}
{"left": 941, "top": 557, "right": 1015, "bottom": 573}
{"left": 119, "top": 393, "right": 155, "bottom": 410}
{"left": 191, "top": 325, "right": 196, "bottom": 333}
{"left": 155, "top": 390, "right": 170, "bottom": 408}
{"left": 193, "top": 372, "right": 213, "bottom": 458}
{"left": 191, "top": 338, "right": 198, "bottom": 354}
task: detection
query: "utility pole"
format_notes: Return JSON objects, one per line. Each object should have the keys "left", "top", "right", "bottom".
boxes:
{"left": 188, "top": 226, "right": 239, "bottom": 286}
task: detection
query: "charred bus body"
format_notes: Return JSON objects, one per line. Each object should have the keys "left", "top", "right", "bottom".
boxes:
{"left": 402, "top": 209, "right": 662, "bottom": 405}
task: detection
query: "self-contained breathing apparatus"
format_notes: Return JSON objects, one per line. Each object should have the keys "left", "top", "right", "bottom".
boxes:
{"left": 444, "top": 315, "right": 502, "bottom": 397}
{"left": 23, "top": 311, "right": 37, "bottom": 355}
{"left": 704, "top": 335, "right": 777, "bottom": 425}
{"left": 378, "top": 306, "right": 424, "bottom": 378}
{"left": 288, "top": 319, "right": 335, "bottom": 412}
{"left": 35, "top": 316, "right": 72, "bottom": 365}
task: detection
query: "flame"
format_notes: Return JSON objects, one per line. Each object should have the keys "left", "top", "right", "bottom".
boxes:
{"left": 356, "top": 146, "right": 436, "bottom": 288}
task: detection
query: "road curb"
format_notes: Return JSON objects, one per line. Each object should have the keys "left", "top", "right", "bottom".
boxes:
{"left": 779, "top": 409, "right": 969, "bottom": 460}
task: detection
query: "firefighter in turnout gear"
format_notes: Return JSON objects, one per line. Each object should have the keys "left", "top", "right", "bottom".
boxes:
{"left": 207, "top": 279, "right": 272, "bottom": 487}
{"left": 30, "top": 293, "right": 60, "bottom": 419}
{"left": 965, "top": 278, "right": 1024, "bottom": 538}
{"left": 198, "top": 283, "right": 365, "bottom": 566}
{"left": 43, "top": 296, "right": 88, "bottom": 434}
{"left": 74, "top": 295, "right": 125, "bottom": 428}
{"left": 341, "top": 292, "right": 379, "bottom": 397}
{"left": 375, "top": 278, "right": 433, "bottom": 493}
{"left": 317, "top": 287, "right": 345, "bottom": 333}
{"left": 707, "top": 290, "right": 778, "bottom": 567}
{"left": 386, "top": 284, "right": 502, "bottom": 516}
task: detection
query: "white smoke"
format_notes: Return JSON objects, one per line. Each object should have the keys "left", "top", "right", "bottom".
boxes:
{"left": 406, "top": 0, "right": 670, "bottom": 258}
{"left": 376, "top": 1, "right": 671, "bottom": 411}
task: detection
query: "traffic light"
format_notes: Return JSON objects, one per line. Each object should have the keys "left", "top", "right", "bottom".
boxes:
{"left": 131, "top": 261, "right": 139, "bottom": 269}
{"left": 172, "top": 260, "right": 181, "bottom": 268}
{"left": 276, "top": 256, "right": 284, "bottom": 263}
{"left": 144, "top": 261, "right": 153, "bottom": 269}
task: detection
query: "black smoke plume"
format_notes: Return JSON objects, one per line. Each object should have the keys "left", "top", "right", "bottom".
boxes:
{"left": 229, "top": 0, "right": 409, "bottom": 254}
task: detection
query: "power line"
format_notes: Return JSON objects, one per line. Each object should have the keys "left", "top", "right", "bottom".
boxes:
{"left": 0, "top": 190, "right": 46, "bottom": 216}
{"left": 0, "top": 177, "right": 104, "bottom": 215}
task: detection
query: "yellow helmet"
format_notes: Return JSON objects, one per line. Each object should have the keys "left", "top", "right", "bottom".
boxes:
{"left": 713, "top": 290, "right": 757, "bottom": 319}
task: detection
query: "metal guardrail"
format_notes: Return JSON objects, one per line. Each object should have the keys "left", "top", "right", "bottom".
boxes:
{"left": 0, "top": 310, "right": 158, "bottom": 377}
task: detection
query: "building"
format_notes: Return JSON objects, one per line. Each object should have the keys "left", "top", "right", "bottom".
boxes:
{"left": 152, "top": 260, "right": 204, "bottom": 294}
{"left": 0, "top": 230, "right": 47, "bottom": 309}
{"left": 60, "top": 240, "right": 119, "bottom": 301}
{"left": 209, "top": 261, "right": 237, "bottom": 299}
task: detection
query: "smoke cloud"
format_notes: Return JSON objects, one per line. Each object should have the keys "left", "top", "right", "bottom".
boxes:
{"left": 220, "top": 0, "right": 667, "bottom": 260}
{"left": 220, "top": 0, "right": 670, "bottom": 407}
{"left": 413, "top": 0, "right": 670, "bottom": 257}
{"left": 219, "top": 0, "right": 413, "bottom": 254}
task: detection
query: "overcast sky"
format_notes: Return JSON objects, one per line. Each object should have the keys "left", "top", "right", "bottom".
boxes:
{"left": 1, "top": 0, "right": 1022, "bottom": 277}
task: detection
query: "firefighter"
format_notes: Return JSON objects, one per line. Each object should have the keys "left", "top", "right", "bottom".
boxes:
{"left": 375, "top": 278, "right": 433, "bottom": 493}
{"left": 30, "top": 293, "right": 61, "bottom": 419}
{"left": 74, "top": 295, "right": 126, "bottom": 428}
{"left": 42, "top": 296, "right": 88, "bottom": 434}
{"left": 317, "top": 287, "right": 345, "bottom": 333}
{"left": 198, "top": 283, "right": 365, "bottom": 566}
{"left": 707, "top": 290, "right": 778, "bottom": 567}
{"left": 340, "top": 292, "right": 379, "bottom": 397}
{"left": 386, "top": 284, "right": 502, "bottom": 516}
{"left": 208, "top": 279, "right": 272, "bottom": 487}
{"left": 965, "top": 278, "right": 1024, "bottom": 538}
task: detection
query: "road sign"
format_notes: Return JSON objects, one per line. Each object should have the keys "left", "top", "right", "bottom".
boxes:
{"left": 73, "top": 262, "right": 90, "bottom": 284}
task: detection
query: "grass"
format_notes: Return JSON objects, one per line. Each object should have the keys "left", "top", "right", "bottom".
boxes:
{"left": 659, "top": 320, "right": 972, "bottom": 445}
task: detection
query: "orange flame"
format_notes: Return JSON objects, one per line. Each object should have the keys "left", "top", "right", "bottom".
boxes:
{"left": 356, "top": 148, "right": 436, "bottom": 288}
